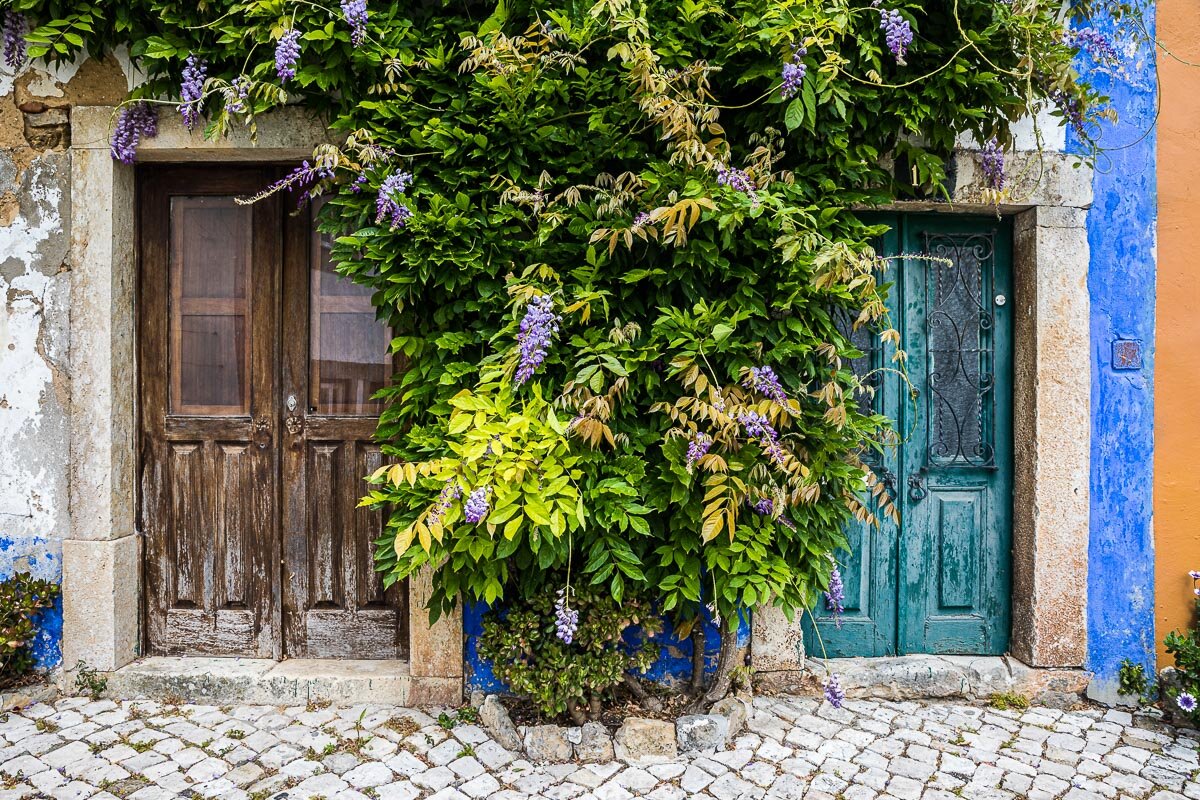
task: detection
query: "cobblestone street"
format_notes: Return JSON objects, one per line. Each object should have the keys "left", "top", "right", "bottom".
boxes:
{"left": 1, "top": 695, "right": 1197, "bottom": 800}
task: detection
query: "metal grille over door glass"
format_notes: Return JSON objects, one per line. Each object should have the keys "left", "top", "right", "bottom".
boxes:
{"left": 923, "top": 231, "right": 996, "bottom": 468}
{"left": 833, "top": 305, "right": 881, "bottom": 460}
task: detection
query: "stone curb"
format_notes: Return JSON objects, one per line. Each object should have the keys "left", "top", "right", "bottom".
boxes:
{"left": 0, "top": 679, "right": 57, "bottom": 712}
{"left": 473, "top": 693, "right": 752, "bottom": 765}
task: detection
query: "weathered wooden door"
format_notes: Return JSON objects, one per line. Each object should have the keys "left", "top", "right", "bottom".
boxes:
{"left": 280, "top": 200, "right": 406, "bottom": 658}
{"left": 140, "top": 168, "right": 282, "bottom": 657}
{"left": 805, "top": 214, "right": 1012, "bottom": 657}
{"left": 140, "top": 169, "right": 405, "bottom": 659}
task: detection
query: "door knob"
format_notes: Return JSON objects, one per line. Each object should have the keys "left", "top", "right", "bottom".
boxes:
{"left": 907, "top": 473, "right": 928, "bottom": 502}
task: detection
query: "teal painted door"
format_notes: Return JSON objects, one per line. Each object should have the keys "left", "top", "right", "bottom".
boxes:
{"left": 804, "top": 214, "right": 1012, "bottom": 657}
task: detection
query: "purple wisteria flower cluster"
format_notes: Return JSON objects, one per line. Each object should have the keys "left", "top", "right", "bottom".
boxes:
{"left": 180, "top": 55, "right": 207, "bottom": 130}
{"left": 981, "top": 138, "right": 1005, "bottom": 191}
{"left": 515, "top": 294, "right": 560, "bottom": 384}
{"left": 685, "top": 433, "right": 712, "bottom": 471}
{"left": 427, "top": 479, "right": 462, "bottom": 528}
{"left": 225, "top": 76, "right": 250, "bottom": 114}
{"left": 245, "top": 160, "right": 334, "bottom": 208}
{"left": 824, "top": 674, "right": 845, "bottom": 708}
{"left": 1050, "top": 88, "right": 1086, "bottom": 139}
{"left": 716, "top": 164, "right": 757, "bottom": 200}
{"left": 632, "top": 211, "right": 651, "bottom": 229}
{"left": 3, "top": 11, "right": 27, "bottom": 70}
{"left": 738, "top": 410, "right": 776, "bottom": 442}
{"left": 554, "top": 589, "right": 579, "bottom": 644}
{"left": 375, "top": 170, "right": 414, "bottom": 229}
{"left": 738, "top": 411, "right": 788, "bottom": 469}
{"left": 825, "top": 565, "right": 845, "bottom": 628}
{"left": 110, "top": 102, "right": 158, "bottom": 165}
{"left": 745, "top": 365, "right": 788, "bottom": 406}
{"left": 780, "top": 46, "right": 807, "bottom": 100}
{"left": 341, "top": 0, "right": 369, "bottom": 46}
{"left": 1063, "top": 26, "right": 1121, "bottom": 66}
{"left": 463, "top": 486, "right": 491, "bottom": 524}
{"left": 276, "top": 29, "right": 303, "bottom": 82}
{"left": 875, "top": 2, "right": 912, "bottom": 65}
{"left": 752, "top": 497, "right": 774, "bottom": 516}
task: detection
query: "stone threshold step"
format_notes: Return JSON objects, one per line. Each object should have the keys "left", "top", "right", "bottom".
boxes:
{"left": 97, "top": 656, "right": 461, "bottom": 707}
{"left": 756, "top": 654, "right": 1091, "bottom": 708}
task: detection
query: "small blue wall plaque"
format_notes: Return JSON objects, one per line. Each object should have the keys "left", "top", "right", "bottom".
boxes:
{"left": 1112, "top": 339, "right": 1143, "bottom": 371}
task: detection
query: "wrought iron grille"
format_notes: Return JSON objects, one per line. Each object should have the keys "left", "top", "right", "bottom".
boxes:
{"left": 922, "top": 230, "right": 996, "bottom": 469}
{"left": 831, "top": 303, "right": 883, "bottom": 472}
{"left": 832, "top": 304, "right": 881, "bottom": 416}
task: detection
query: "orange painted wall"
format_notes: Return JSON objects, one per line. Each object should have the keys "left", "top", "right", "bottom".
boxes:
{"left": 1155, "top": 0, "right": 1200, "bottom": 664}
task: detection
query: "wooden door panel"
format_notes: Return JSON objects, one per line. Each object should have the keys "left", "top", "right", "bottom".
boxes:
{"left": 166, "top": 441, "right": 204, "bottom": 609}
{"left": 803, "top": 214, "right": 1013, "bottom": 659}
{"left": 934, "top": 489, "right": 982, "bottom": 610}
{"left": 293, "top": 437, "right": 400, "bottom": 657}
{"left": 899, "top": 216, "right": 1013, "bottom": 656}
{"left": 803, "top": 220, "right": 901, "bottom": 658}
{"left": 140, "top": 167, "right": 281, "bottom": 659}
{"left": 280, "top": 200, "right": 407, "bottom": 659}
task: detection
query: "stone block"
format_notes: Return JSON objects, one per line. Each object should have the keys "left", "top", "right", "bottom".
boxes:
{"left": 479, "top": 695, "right": 522, "bottom": 752}
{"left": 62, "top": 535, "right": 139, "bottom": 674}
{"left": 676, "top": 714, "right": 730, "bottom": 752}
{"left": 407, "top": 567, "right": 463, "bottom": 686}
{"left": 98, "top": 656, "right": 464, "bottom": 707}
{"left": 710, "top": 696, "right": 750, "bottom": 737}
{"left": 523, "top": 725, "right": 572, "bottom": 763}
{"left": 575, "top": 722, "right": 615, "bottom": 763}
{"left": 950, "top": 150, "right": 1094, "bottom": 210}
{"left": 614, "top": 717, "right": 677, "bottom": 765}
{"left": 73, "top": 105, "right": 328, "bottom": 161}
{"left": 751, "top": 604, "right": 805, "bottom": 672}
{"left": 68, "top": 139, "right": 137, "bottom": 544}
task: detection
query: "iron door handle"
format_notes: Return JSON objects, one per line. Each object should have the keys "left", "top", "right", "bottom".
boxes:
{"left": 907, "top": 472, "right": 928, "bottom": 502}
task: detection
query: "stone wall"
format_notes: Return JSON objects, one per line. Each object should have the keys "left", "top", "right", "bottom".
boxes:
{"left": 1072, "top": 3, "right": 1160, "bottom": 703}
{"left": 0, "top": 56, "right": 126, "bottom": 672}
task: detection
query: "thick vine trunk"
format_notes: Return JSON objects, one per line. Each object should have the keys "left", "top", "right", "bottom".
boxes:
{"left": 624, "top": 674, "right": 662, "bottom": 712}
{"left": 688, "top": 619, "right": 740, "bottom": 712}
{"left": 690, "top": 626, "right": 707, "bottom": 694}
{"left": 566, "top": 698, "right": 588, "bottom": 726}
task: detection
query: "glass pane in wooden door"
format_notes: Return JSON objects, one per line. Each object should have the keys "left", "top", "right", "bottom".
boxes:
{"left": 169, "top": 196, "right": 252, "bottom": 415}
{"left": 308, "top": 227, "right": 390, "bottom": 414}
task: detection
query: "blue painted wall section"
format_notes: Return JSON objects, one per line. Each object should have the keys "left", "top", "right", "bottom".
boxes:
{"left": 1071, "top": 3, "right": 1158, "bottom": 694}
{"left": 464, "top": 600, "right": 751, "bottom": 693}
{"left": 0, "top": 535, "right": 62, "bottom": 671}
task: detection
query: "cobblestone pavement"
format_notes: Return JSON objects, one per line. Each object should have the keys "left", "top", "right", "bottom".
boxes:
{"left": 1, "top": 694, "right": 1198, "bottom": 800}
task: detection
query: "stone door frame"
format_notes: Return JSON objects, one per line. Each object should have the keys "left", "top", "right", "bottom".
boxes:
{"left": 61, "top": 106, "right": 463, "bottom": 702}
{"left": 753, "top": 150, "right": 1095, "bottom": 673}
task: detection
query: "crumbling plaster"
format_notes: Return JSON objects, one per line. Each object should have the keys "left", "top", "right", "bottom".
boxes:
{"left": 0, "top": 55, "right": 112, "bottom": 672}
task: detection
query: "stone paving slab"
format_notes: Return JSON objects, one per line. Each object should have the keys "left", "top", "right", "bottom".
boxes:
{"left": 0, "top": 695, "right": 1196, "bottom": 799}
